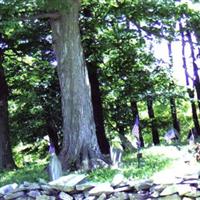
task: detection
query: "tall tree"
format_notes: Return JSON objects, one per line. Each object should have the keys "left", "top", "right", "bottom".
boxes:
{"left": 147, "top": 95, "right": 160, "bottom": 145}
{"left": 186, "top": 30, "right": 200, "bottom": 112}
{"left": 49, "top": 0, "right": 105, "bottom": 170}
{"left": 0, "top": 37, "right": 15, "bottom": 169}
{"left": 168, "top": 42, "right": 180, "bottom": 134}
{"left": 88, "top": 65, "right": 110, "bottom": 155}
{"left": 180, "top": 21, "right": 200, "bottom": 135}
{"left": 80, "top": 5, "right": 110, "bottom": 154}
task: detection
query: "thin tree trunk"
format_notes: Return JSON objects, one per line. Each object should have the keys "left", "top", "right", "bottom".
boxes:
{"left": 180, "top": 22, "right": 200, "bottom": 135}
{"left": 169, "top": 97, "right": 180, "bottom": 133}
{"left": 49, "top": 1, "right": 105, "bottom": 170}
{"left": 188, "top": 89, "right": 200, "bottom": 135}
{"left": 186, "top": 30, "right": 200, "bottom": 112}
{"left": 130, "top": 100, "right": 144, "bottom": 147}
{"left": 88, "top": 64, "right": 110, "bottom": 155}
{"left": 0, "top": 52, "right": 15, "bottom": 170}
{"left": 168, "top": 42, "right": 180, "bottom": 133}
{"left": 147, "top": 96, "right": 160, "bottom": 145}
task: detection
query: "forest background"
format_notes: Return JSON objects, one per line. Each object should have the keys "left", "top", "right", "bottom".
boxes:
{"left": 0, "top": 0, "right": 200, "bottom": 182}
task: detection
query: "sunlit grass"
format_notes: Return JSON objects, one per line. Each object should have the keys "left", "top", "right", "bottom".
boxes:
{"left": 0, "top": 145, "right": 187, "bottom": 187}
{"left": 88, "top": 146, "right": 173, "bottom": 182}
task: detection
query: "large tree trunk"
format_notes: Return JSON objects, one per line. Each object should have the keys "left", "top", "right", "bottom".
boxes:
{"left": 88, "top": 65, "right": 110, "bottom": 155}
{"left": 0, "top": 53, "right": 15, "bottom": 169}
{"left": 50, "top": 1, "right": 104, "bottom": 170}
{"left": 147, "top": 96, "right": 160, "bottom": 145}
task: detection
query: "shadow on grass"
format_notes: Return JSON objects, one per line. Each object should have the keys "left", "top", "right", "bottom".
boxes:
{"left": 0, "top": 163, "right": 48, "bottom": 187}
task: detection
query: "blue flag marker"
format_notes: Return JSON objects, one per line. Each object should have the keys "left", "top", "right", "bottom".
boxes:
{"left": 132, "top": 115, "right": 142, "bottom": 167}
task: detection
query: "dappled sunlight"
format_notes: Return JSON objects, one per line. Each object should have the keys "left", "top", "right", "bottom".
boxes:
{"left": 145, "top": 145, "right": 183, "bottom": 159}
{"left": 88, "top": 147, "right": 173, "bottom": 183}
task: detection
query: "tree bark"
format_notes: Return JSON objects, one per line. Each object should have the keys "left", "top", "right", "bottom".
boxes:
{"left": 188, "top": 89, "right": 200, "bottom": 135}
{"left": 49, "top": 0, "right": 104, "bottom": 170}
{"left": 147, "top": 96, "right": 160, "bottom": 145}
{"left": 130, "top": 100, "right": 144, "bottom": 147}
{"left": 168, "top": 42, "right": 180, "bottom": 134}
{"left": 88, "top": 65, "right": 110, "bottom": 155}
{"left": 0, "top": 52, "right": 15, "bottom": 170}
{"left": 169, "top": 97, "right": 180, "bottom": 134}
{"left": 180, "top": 22, "right": 200, "bottom": 135}
{"left": 186, "top": 30, "right": 200, "bottom": 112}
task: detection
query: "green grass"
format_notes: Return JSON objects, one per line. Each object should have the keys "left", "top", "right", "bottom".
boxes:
{"left": 0, "top": 163, "right": 48, "bottom": 187}
{"left": 0, "top": 146, "right": 176, "bottom": 187}
{"left": 88, "top": 148, "right": 173, "bottom": 182}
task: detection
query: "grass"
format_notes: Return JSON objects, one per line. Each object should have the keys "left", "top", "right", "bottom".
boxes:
{"left": 0, "top": 145, "right": 181, "bottom": 187}
{"left": 88, "top": 146, "right": 173, "bottom": 182}
{"left": 0, "top": 163, "right": 48, "bottom": 187}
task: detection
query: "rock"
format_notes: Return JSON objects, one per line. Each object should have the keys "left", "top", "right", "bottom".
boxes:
{"left": 50, "top": 184, "right": 74, "bottom": 193}
{"left": 76, "top": 182, "right": 96, "bottom": 191}
{"left": 128, "top": 193, "right": 147, "bottom": 200}
{"left": 112, "top": 192, "right": 128, "bottom": 199}
{"left": 73, "top": 193, "right": 85, "bottom": 200}
{"left": 4, "top": 191, "right": 25, "bottom": 200}
{"left": 185, "top": 188, "right": 200, "bottom": 198}
{"left": 160, "top": 185, "right": 178, "bottom": 196}
{"left": 183, "top": 173, "right": 199, "bottom": 180}
{"left": 150, "top": 190, "right": 160, "bottom": 198}
{"left": 134, "top": 179, "right": 154, "bottom": 191}
{"left": 96, "top": 193, "right": 107, "bottom": 200}
{"left": 49, "top": 174, "right": 86, "bottom": 192}
{"left": 111, "top": 174, "right": 125, "bottom": 187}
{"left": 88, "top": 183, "right": 114, "bottom": 196}
{"left": 49, "top": 174, "right": 86, "bottom": 186}
{"left": 0, "top": 183, "right": 18, "bottom": 194}
{"left": 16, "top": 197, "right": 34, "bottom": 200}
{"left": 41, "top": 184, "right": 52, "bottom": 191}
{"left": 182, "top": 198, "right": 194, "bottom": 200}
{"left": 158, "top": 194, "right": 181, "bottom": 200}
{"left": 113, "top": 185, "right": 134, "bottom": 193}
{"left": 23, "top": 181, "right": 31, "bottom": 187}
{"left": 150, "top": 184, "right": 165, "bottom": 193}
{"left": 59, "top": 191, "right": 73, "bottom": 200}
{"left": 182, "top": 179, "right": 199, "bottom": 184}
{"left": 36, "top": 195, "right": 56, "bottom": 200}
{"left": 84, "top": 196, "right": 96, "bottom": 200}
{"left": 175, "top": 184, "right": 193, "bottom": 196}
{"left": 27, "top": 190, "right": 41, "bottom": 198}
{"left": 26, "top": 183, "right": 41, "bottom": 190}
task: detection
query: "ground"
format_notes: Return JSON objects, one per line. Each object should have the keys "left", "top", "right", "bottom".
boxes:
{"left": 148, "top": 144, "right": 200, "bottom": 182}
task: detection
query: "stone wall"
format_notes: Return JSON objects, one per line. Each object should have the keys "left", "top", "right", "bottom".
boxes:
{"left": 1, "top": 167, "right": 200, "bottom": 200}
